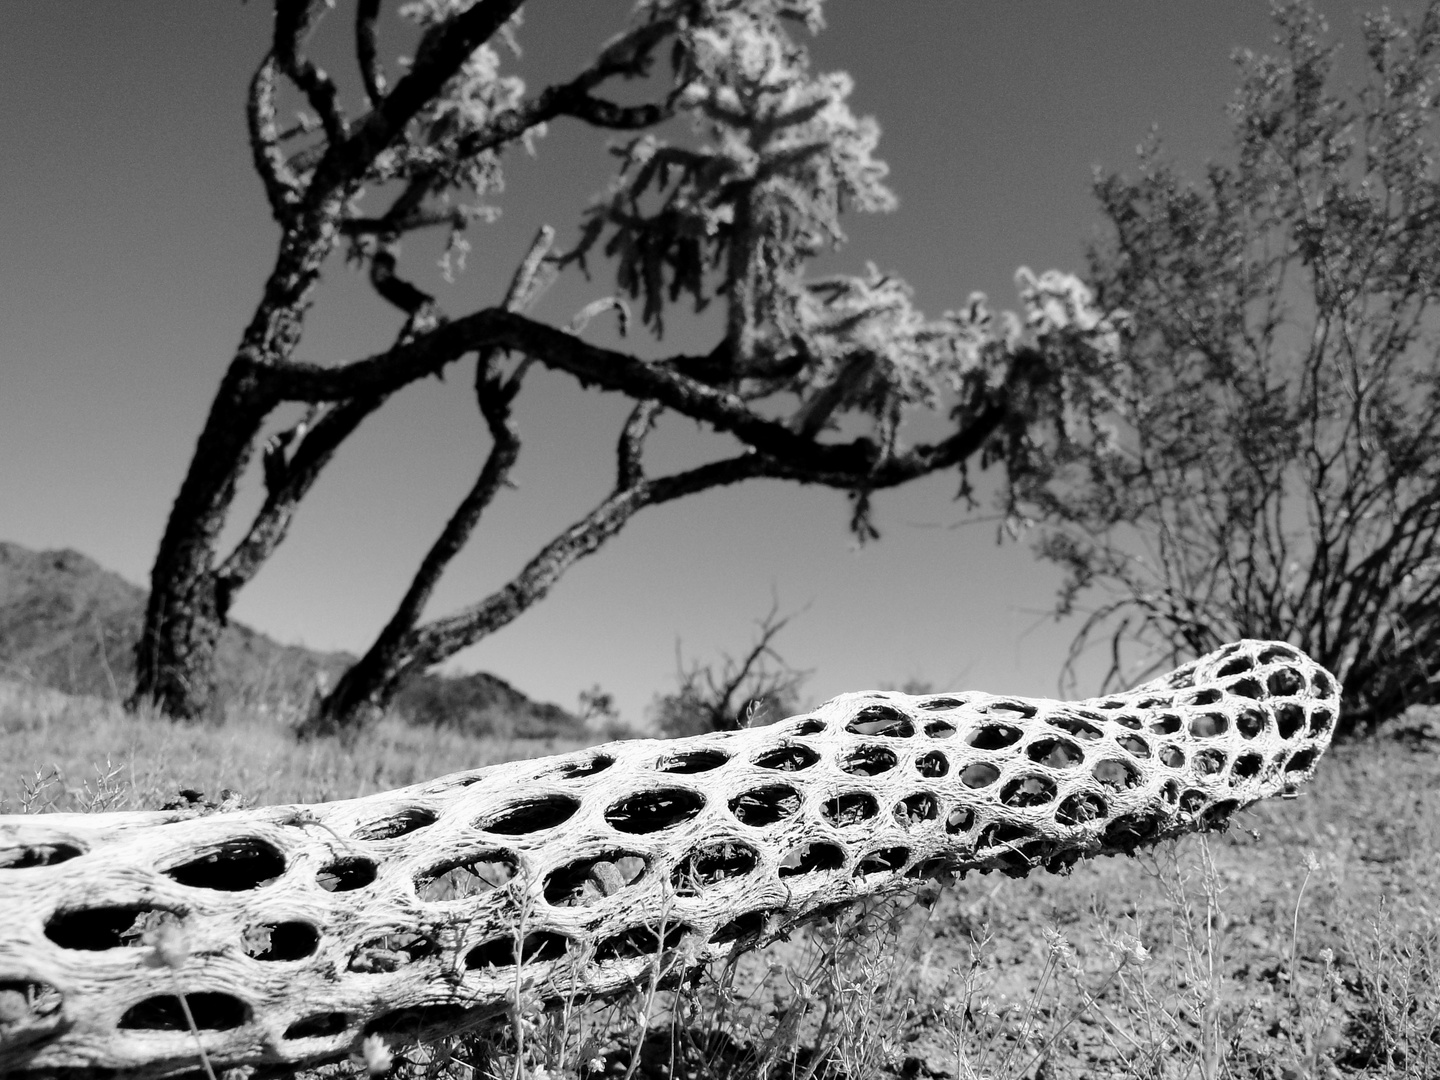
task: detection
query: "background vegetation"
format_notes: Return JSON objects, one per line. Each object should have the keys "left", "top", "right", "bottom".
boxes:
{"left": 1015, "top": 2, "right": 1440, "bottom": 736}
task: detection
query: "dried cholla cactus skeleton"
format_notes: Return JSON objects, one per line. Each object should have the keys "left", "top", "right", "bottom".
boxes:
{"left": 0, "top": 640, "right": 1339, "bottom": 1077}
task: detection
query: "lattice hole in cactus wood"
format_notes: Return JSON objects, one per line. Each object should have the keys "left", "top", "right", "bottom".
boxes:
{"left": 466, "top": 931, "right": 568, "bottom": 969}
{"left": 1094, "top": 758, "right": 1143, "bottom": 790}
{"left": 1118, "top": 734, "right": 1151, "bottom": 758}
{"left": 919, "top": 694, "right": 966, "bottom": 711}
{"left": 671, "top": 843, "right": 757, "bottom": 893}
{"left": 822, "top": 791, "right": 878, "bottom": 827}
{"left": 752, "top": 744, "right": 820, "bottom": 771}
{"left": 655, "top": 749, "right": 729, "bottom": 774}
{"left": 1276, "top": 704, "right": 1305, "bottom": 738}
{"left": 1267, "top": 667, "right": 1305, "bottom": 696}
{"left": 543, "top": 754, "right": 614, "bottom": 780}
{"left": 243, "top": 921, "right": 319, "bottom": 961}
{"left": 119, "top": 993, "right": 248, "bottom": 1032}
{"left": 163, "top": 837, "right": 285, "bottom": 890}
{"left": 946, "top": 806, "right": 975, "bottom": 833}
{"left": 594, "top": 922, "right": 689, "bottom": 961}
{"left": 855, "top": 846, "right": 908, "bottom": 876}
{"left": 284, "top": 1013, "right": 349, "bottom": 1040}
{"left": 317, "top": 856, "right": 377, "bottom": 892}
{"left": 894, "top": 792, "right": 940, "bottom": 825}
{"left": 416, "top": 852, "right": 516, "bottom": 902}
{"left": 984, "top": 700, "right": 1039, "bottom": 720}
{"left": 915, "top": 750, "right": 949, "bottom": 777}
{"left": 1192, "top": 750, "right": 1228, "bottom": 776}
{"left": 1027, "top": 737, "right": 1085, "bottom": 768}
{"left": 352, "top": 808, "right": 437, "bottom": 841}
{"left": 778, "top": 841, "right": 845, "bottom": 877}
{"left": 1150, "top": 713, "right": 1183, "bottom": 734}
{"left": 846, "top": 705, "right": 914, "bottom": 737}
{"left": 478, "top": 795, "right": 579, "bottom": 835}
{"left": 838, "top": 745, "right": 897, "bottom": 775}
{"left": 545, "top": 854, "right": 647, "bottom": 906}
{"left": 1057, "top": 792, "right": 1107, "bottom": 826}
{"left": 1232, "top": 752, "right": 1264, "bottom": 779}
{"left": 350, "top": 932, "right": 437, "bottom": 973}
{"left": 966, "top": 723, "right": 1023, "bottom": 749}
{"left": 0, "top": 842, "right": 82, "bottom": 869}
{"left": 1047, "top": 715, "right": 1103, "bottom": 741}
{"left": 1000, "top": 775, "right": 1057, "bottom": 807}
{"left": 605, "top": 788, "right": 705, "bottom": 833}
{"left": 45, "top": 905, "right": 177, "bottom": 951}
{"left": 729, "top": 785, "right": 801, "bottom": 826}
{"left": 959, "top": 762, "right": 1000, "bottom": 788}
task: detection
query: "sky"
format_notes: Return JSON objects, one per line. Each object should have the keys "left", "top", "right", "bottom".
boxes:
{"left": 0, "top": 1, "right": 1415, "bottom": 724}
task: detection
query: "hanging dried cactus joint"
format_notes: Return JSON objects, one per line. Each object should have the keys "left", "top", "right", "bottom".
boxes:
{"left": 0, "top": 640, "right": 1339, "bottom": 1077}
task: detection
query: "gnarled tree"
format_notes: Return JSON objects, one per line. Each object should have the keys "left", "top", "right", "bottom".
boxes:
{"left": 132, "top": 0, "right": 1120, "bottom": 730}
{"left": 1011, "top": 0, "right": 1440, "bottom": 734}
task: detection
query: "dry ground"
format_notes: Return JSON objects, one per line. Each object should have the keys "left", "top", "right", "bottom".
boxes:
{"left": 3, "top": 680, "right": 1437, "bottom": 1079}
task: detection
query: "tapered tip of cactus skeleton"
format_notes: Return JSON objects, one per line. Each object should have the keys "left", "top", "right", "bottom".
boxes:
{"left": 0, "top": 640, "right": 1338, "bottom": 1078}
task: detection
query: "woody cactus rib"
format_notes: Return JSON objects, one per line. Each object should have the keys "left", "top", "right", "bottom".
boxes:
{"left": 0, "top": 640, "right": 1339, "bottom": 1078}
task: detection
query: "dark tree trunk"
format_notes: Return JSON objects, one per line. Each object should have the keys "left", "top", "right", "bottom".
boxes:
{"left": 131, "top": 363, "right": 275, "bottom": 719}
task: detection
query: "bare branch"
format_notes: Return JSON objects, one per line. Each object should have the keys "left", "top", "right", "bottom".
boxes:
{"left": 709, "top": 599, "right": 802, "bottom": 730}
{"left": 309, "top": 0, "right": 526, "bottom": 202}
{"left": 450, "top": 17, "right": 684, "bottom": 162}
{"left": 272, "top": 310, "right": 1024, "bottom": 489}
{"left": 246, "top": 54, "right": 303, "bottom": 220}
{"left": 341, "top": 207, "right": 463, "bottom": 237}
{"left": 313, "top": 226, "right": 572, "bottom": 722}
{"left": 567, "top": 296, "right": 630, "bottom": 337}
{"left": 399, "top": 451, "right": 780, "bottom": 680}
{"left": 369, "top": 244, "right": 443, "bottom": 326}
{"left": 355, "top": 387, "right": 522, "bottom": 686}
{"left": 502, "top": 225, "right": 560, "bottom": 312}
{"left": 273, "top": 0, "right": 348, "bottom": 146}
{"left": 355, "top": 0, "right": 386, "bottom": 107}
{"left": 495, "top": 225, "right": 560, "bottom": 397}
{"left": 617, "top": 399, "right": 663, "bottom": 490}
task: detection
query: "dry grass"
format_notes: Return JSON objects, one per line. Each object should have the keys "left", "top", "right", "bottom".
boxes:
{"left": 4, "top": 680, "right": 1437, "bottom": 1078}
{"left": 0, "top": 679, "right": 588, "bottom": 810}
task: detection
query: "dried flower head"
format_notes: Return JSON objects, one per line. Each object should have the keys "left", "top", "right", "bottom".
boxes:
{"left": 1112, "top": 933, "right": 1150, "bottom": 967}
{"left": 142, "top": 918, "right": 190, "bottom": 970}
{"left": 351, "top": 1034, "right": 394, "bottom": 1077}
{"left": 0, "top": 989, "right": 30, "bottom": 1023}
{"left": 1042, "top": 926, "right": 1075, "bottom": 964}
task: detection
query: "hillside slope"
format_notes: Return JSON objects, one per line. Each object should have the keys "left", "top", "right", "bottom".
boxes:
{"left": 0, "top": 541, "right": 579, "bottom": 737}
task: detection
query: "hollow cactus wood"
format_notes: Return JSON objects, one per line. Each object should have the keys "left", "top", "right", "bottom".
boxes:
{"left": 0, "top": 640, "right": 1339, "bottom": 1077}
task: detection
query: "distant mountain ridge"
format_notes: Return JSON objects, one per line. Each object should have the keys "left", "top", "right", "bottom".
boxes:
{"left": 0, "top": 541, "right": 580, "bottom": 738}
